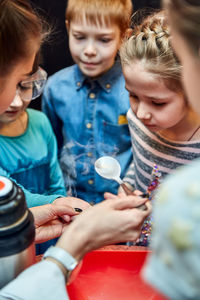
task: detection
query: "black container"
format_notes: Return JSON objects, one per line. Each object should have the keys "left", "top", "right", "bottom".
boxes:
{"left": 0, "top": 176, "right": 36, "bottom": 288}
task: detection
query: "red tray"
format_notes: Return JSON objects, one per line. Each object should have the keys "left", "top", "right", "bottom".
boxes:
{"left": 67, "top": 245, "right": 167, "bottom": 300}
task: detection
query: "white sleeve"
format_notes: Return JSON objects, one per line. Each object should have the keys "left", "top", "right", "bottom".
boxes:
{"left": 0, "top": 260, "right": 69, "bottom": 300}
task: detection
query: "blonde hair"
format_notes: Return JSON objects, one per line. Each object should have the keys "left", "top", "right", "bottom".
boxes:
{"left": 120, "top": 11, "right": 183, "bottom": 92}
{"left": 65, "top": 0, "right": 133, "bottom": 38}
{"left": 164, "top": 0, "right": 200, "bottom": 59}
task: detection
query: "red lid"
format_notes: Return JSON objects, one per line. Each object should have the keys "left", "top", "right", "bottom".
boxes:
{"left": 0, "top": 181, "right": 5, "bottom": 191}
{"left": 0, "top": 176, "right": 13, "bottom": 197}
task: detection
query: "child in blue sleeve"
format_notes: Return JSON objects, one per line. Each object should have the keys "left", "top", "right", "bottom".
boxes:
{"left": 0, "top": 67, "right": 65, "bottom": 207}
{"left": 0, "top": 66, "right": 90, "bottom": 253}
{"left": 42, "top": 0, "right": 133, "bottom": 204}
{"left": 0, "top": 66, "right": 88, "bottom": 209}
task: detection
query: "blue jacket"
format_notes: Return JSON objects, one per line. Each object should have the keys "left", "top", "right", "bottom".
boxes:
{"left": 42, "top": 60, "right": 132, "bottom": 203}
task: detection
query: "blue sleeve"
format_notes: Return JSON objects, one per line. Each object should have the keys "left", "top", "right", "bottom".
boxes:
{"left": 42, "top": 82, "right": 64, "bottom": 153}
{"left": 0, "top": 260, "right": 69, "bottom": 300}
{"left": 0, "top": 167, "right": 62, "bottom": 208}
{"left": 45, "top": 118, "right": 67, "bottom": 197}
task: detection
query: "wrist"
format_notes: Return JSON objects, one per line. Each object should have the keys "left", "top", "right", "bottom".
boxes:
{"left": 44, "top": 256, "right": 70, "bottom": 281}
{"left": 56, "top": 223, "right": 93, "bottom": 262}
{"left": 43, "top": 246, "right": 78, "bottom": 283}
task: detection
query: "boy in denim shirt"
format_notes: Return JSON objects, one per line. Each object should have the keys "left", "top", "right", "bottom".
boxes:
{"left": 42, "top": 0, "right": 133, "bottom": 204}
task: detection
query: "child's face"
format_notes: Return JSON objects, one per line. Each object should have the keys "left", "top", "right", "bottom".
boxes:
{"left": 0, "top": 94, "right": 30, "bottom": 125}
{"left": 123, "top": 61, "right": 187, "bottom": 132}
{"left": 68, "top": 19, "right": 121, "bottom": 78}
{"left": 0, "top": 53, "right": 36, "bottom": 115}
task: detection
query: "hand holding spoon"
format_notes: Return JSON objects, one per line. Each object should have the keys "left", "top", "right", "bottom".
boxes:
{"left": 95, "top": 156, "right": 147, "bottom": 210}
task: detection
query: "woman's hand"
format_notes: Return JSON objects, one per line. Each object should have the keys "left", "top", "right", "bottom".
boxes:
{"left": 30, "top": 204, "right": 77, "bottom": 244}
{"left": 56, "top": 196, "right": 152, "bottom": 262}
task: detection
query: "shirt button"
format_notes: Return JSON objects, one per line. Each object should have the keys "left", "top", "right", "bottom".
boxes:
{"left": 86, "top": 123, "right": 92, "bottom": 129}
{"left": 77, "top": 81, "right": 81, "bottom": 86}
{"left": 88, "top": 179, "right": 94, "bottom": 185}
{"left": 89, "top": 93, "right": 96, "bottom": 99}
{"left": 106, "top": 83, "right": 111, "bottom": 89}
{"left": 87, "top": 152, "right": 93, "bottom": 157}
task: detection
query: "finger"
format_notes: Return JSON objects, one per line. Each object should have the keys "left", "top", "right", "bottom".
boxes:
{"left": 59, "top": 214, "right": 71, "bottom": 223}
{"left": 120, "top": 183, "right": 133, "bottom": 195}
{"left": 109, "top": 195, "right": 148, "bottom": 210}
{"left": 35, "top": 224, "right": 63, "bottom": 243}
{"left": 118, "top": 192, "right": 127, "bottom": 198}
{"left": 34, "top": 204, "right": 78, "bottom": 227}
{"left": 52, "top": 205, "right": 78, "bottom": 217}
{"left": 133, "top": 189, "right": 143, "bottom": 196}
{"left": 54, "top": 197, "right": 91, "bottom": 210}
{"left": 135, "top": 203, "right": 147, "bottom": 211}
{"left": 104, "top": 192, "right": 118, "bottom": 200}
{"left": 144, "top": 200, "right": 152, "bottom": 213}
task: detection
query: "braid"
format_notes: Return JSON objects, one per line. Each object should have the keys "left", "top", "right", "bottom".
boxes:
{"left": 120, "top": 11, "right": 182, "bottom": 91}
{"left": 133, "top": 16, "right": 170, "bottom": 59}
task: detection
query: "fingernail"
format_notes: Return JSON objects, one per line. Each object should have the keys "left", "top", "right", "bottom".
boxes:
{"left": 74, "top": 207, "right": 83, "bottom": 213}
{"left": 140, "top": 193, "right": 149, "bottom": 198}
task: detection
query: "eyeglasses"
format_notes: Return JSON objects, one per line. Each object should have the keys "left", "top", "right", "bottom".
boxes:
{"left": 17, "top": 67, "right": 47, "bottom": 101}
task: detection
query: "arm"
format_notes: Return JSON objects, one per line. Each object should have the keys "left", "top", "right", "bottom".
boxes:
{"left": 0, "top": 260, "right": 69, "bottom": 300}
{"left": 0, "top": 167, "right": 63, "bottom": 208}
{"left": 0, "top": 196, "right": 151, "bottom": 300}
{"left": 42, "top": 84, "right": 64, "bottom": 153}
{"left": 45, "top": 117, "right": 66, "bottom": 196}
{"left": 56, "top": 196, "right": 151, "bottom": 261}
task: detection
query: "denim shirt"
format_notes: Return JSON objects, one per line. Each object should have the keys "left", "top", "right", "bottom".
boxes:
{"left": 42, "top": 60, "right": 132, "bottom": 204}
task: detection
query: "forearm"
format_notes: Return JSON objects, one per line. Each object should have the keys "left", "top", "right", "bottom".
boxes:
{"left": 56, "top": 222, "right": 92, "bottom": 262}
{"left": 0, "top": 167, "right": 62, "bottom": 207}
{"left": 0, "top": 260, "right": 69, "bottom": 300}
{"left": 25, "top": 190, "right": 63, "bottom": 207}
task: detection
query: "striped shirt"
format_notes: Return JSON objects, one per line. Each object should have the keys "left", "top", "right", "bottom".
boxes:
{"left": 124, "top": 108, "right": 200, "bottom": 246}
{"left": 124, "top": 108, "right": 200, "bottom": 193}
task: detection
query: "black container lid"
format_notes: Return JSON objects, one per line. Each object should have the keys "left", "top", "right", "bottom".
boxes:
{"left": 0, "top": 176, "right": 35, "bottom": 256}
{"left": 0, "top": 176, "right": 27, "bottom": 228}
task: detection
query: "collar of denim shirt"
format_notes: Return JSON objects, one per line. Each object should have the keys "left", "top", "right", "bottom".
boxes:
{"left": 74, "top": 58, "right": 122, "bottom": 93}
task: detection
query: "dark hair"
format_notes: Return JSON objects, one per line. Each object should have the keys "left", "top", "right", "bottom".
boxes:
{"left": 0, "top": 0, "right": 48, "bottom": 76}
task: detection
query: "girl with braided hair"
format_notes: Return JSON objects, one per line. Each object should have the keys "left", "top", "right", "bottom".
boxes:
{"left": 105, "top": 11, "right": 200, "bottom": 246}
{"left": 120, "top": 11, "right": 200, "bottom": 194}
